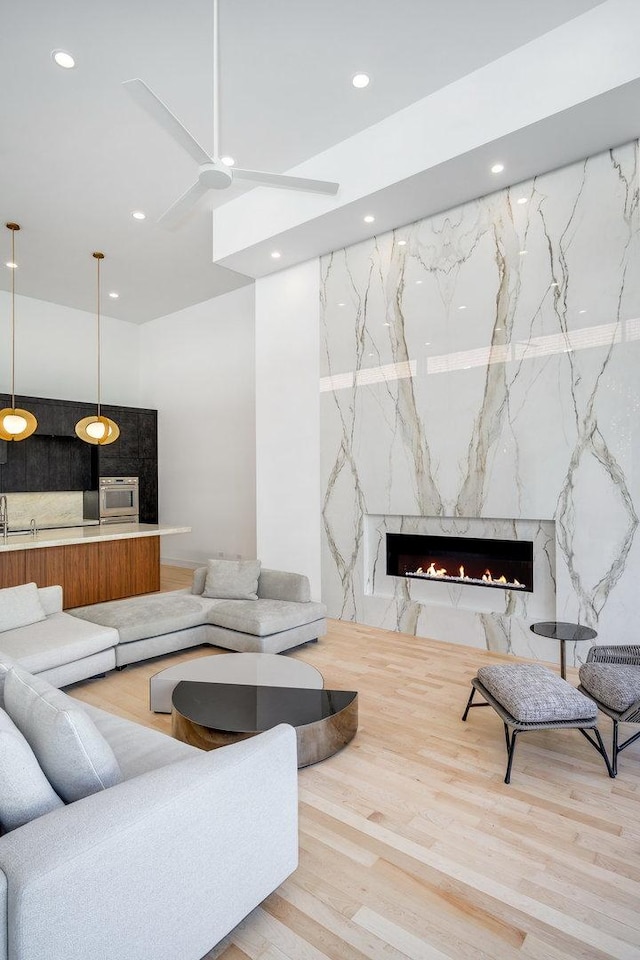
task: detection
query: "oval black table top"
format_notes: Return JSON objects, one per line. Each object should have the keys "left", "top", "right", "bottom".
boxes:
{"left": 529, "top": 621, "right": 597, "bottom": 642}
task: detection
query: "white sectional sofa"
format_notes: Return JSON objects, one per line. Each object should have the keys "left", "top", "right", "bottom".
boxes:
{"left": 0, "top": 566, "right": 326, "bottom": 687}
{"left": 0, "top": 579, "right": 301, "bottom": 958}
{"left": 69, "top": 566, "right": 327, "bottom": 668}
{"left": 0, "top": 655, "right": 298, "bottom": 960}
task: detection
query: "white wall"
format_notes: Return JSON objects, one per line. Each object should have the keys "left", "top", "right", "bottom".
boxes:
{"left": 255, "top": 262, "right": 321, "bottom": 599}
{"left": 0, "top": 291, "right": 141, "bottom": 406}
{"left": 139, "top": 285, "right": 256, "bottom": 566}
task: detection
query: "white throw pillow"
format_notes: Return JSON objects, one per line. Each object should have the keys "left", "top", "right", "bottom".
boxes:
{"left": 0, "top": 582, "right": 47, "bottom": 634}
{"left": 4, "top": 667, "right": 122, "bottom": 804}
{"left": 0, "top": 707, "right": 64, "bottom": 832}
{"left": 202, "top": 558, "right": 261, "bottom": 601}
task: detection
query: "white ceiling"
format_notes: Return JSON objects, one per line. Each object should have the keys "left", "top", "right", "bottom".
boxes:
{"left": 1, "top": 0, "right": 604, "bottom": 323}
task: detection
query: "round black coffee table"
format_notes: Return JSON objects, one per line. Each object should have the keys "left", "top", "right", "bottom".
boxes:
{"left": 529, "top": 621, "right": 597, "bottom": 679}
{"left": 171, "top": 680, "right": 358, "bottom": 767}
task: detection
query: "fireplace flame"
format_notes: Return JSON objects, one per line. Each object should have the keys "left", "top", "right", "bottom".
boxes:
{"left": 409, "top": 562, "right": 526, "bottom": 590}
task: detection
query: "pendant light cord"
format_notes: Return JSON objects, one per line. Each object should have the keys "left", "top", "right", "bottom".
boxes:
{"left": 93, "top": 252, "right": 104, "bottom": 419}
{"left": 10, "top": 226, "right": 16, "bottom": 409}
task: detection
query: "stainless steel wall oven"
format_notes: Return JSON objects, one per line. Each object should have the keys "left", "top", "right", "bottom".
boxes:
{"left": 84, "top": 477, "right": 139, "bottom": 524}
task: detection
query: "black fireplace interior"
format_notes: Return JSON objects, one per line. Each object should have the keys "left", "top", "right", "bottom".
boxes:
{"left": 386, "top": 533, "right": 533, "bottom": 592}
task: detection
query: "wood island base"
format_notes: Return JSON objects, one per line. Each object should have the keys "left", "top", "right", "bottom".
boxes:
{"left": 0, "top": 536, "right": 160, "bottom": 608}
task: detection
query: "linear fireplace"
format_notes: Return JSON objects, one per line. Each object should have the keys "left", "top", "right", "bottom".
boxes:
{"left": 386, "top": 533, "right": 534, "bottom": 592}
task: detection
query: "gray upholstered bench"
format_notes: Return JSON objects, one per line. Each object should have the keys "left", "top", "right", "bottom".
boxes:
{"left": 462, "top": 663, "right": 613, "bottom": 783}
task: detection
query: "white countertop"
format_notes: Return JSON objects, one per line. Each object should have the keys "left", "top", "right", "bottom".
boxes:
{"left": 0, "top": 523, "right": 191, "bottom": 553}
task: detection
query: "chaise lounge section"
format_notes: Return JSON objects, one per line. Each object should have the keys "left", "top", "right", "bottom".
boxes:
{"left": 0, "top": 583, "right": 118, "bottom": 687}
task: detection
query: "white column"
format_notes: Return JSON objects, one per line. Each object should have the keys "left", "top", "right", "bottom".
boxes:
{"left": 255, "top": 261, "right": 321, "bottom": 598}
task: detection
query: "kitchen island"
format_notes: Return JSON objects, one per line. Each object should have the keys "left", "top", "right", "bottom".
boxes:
{"left": 0, "top": 523, "right": 190, "bottom": 608}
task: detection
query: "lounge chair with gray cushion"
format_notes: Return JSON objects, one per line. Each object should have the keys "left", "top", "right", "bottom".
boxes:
{"left": 462, "top": 663, "right": 613, "bottom": 783}
{"left": 578, "top": 645, "right": 640, "bottom": 775}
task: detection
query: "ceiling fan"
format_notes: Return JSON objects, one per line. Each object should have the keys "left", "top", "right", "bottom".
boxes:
{"left": 123, "top": 0, "right": 339, "bottom": 229}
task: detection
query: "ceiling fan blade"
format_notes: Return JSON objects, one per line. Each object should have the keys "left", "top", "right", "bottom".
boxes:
{"left": 123, "top": 78, "right": 212, "bottom": 167}
{"left": 158, "top": 180, "right": 210, "bottom": 228}
{"left": 233, "top": 168, "right": 339, "bottom": 196}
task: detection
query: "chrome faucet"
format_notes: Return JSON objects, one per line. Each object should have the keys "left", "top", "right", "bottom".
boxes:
{"left": 0, "top": 495, "right": 7, "bottom": 542}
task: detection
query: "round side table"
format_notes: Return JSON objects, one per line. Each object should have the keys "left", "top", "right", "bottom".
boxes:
{"left": 529, "top": 621, "right": 597, "bottom": 679}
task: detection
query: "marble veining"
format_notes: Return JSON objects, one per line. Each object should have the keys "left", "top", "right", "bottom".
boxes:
{"left": 3, "top": 491, "right": 84, "bottom": 528}
{"left": 320, "top": 141, "right": 640, "bottom": 665}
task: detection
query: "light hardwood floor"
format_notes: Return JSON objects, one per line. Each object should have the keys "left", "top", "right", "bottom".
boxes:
{"left": 68, "top": 566, "right": 640, "bottom": 960}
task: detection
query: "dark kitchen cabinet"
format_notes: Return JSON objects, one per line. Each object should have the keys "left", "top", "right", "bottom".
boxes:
{"left": 100, "top": 406, "right": 140, "bottom": 459}
{"left": 0, "top": 395, "right": 158, "bottom": 523}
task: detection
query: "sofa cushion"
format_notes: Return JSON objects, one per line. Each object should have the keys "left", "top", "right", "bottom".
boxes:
{"left": 0, "top": 612, "right": 117, "bottom": 674}
{"left": 203, "top": 559, "right": 261, "bottom": 601}
{"left": 579, "top": 663, "right": 640, "bottom": 712}
{"left": 3, "top": 667, "right": 122, "bottom": 803}
{"left": 69, "top": 594, "right": 209, "bottom": 645}
{"left": 0, "top": 582, "right": 47, "bottom": 633}
{"left": 258, "top": 569, "right": 311, "bottom": 603}
{"left": 0, "top": 706, "right": 64, "bottom": 831}
{"left": 207, "top": 598, "right": 327, "bottom": 638}
{"left": 477, "top": 664, "right": 597, "bottom": 723}
{"left": 83, "top": 702, "right": 200, "bottom": 780}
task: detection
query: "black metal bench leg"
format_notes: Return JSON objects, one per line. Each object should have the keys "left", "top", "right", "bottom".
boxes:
{"left": 461, "top": 686, "right": 476, "bottom": 721}
{"left": 504, "top": 729, "right": 518, "bottom": 784}
{"left": 612, "top": 720, "right": 619, "bottom": 777}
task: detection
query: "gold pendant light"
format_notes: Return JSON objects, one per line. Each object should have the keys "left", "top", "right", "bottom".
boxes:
{"left": 0, "top": 223, "right": 38, "bottom": 441}
{"left": 75, "top": 252, "right": 119, "bottom": 445}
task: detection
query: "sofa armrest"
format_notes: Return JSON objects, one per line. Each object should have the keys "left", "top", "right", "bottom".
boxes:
{"left": 0, "top": 724, "right": 298, "bottom": 960}
{"left": 37, "top": 585, "right": 63, "bottom": 616}
{"left": 258, "top": 569, "right": 311, "bottom": 603}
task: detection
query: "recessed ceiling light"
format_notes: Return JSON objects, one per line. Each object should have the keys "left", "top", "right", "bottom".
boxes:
{"left": 578, "top": 309, "right": 587, "bottom": 314}
{"left": 383, "top": 322, "right": 391, "bottom": 327}
{"left": 52, "top": 50, "right": 75, "bottom": 69}
{"left": 363, "top": 215, "right": 375, "bottom": 223}
{"left": 131, "top": 210, "right": 146, "bottom": 220}
{"left": 108, "top": 292, "right": 119, "bottom": 299}
{"left": 337, "top": 302, "right": 345, "bottom": 307}
{"left": 5, "top": 262, "right": 17, "bottom": 270}
{"left": 220, "top": 156, "right": 235, "bottom": 166}
{"left": 424, "top": 341, "right": 431, "bottom": 346}
{"left": 491, "top": 163, "right": 505, "bottom": 174}
{"left": 458, "top": 305, "right": 467, "bottom": 311}
{"left": 415, "top": 280, "right": 423, "bottom": 285}
{"left": 397, "top": 239, "right": 407, "bottom": 246}
{"left": 519, "top": 250, "right": 528, "bottom": 256}
{"left": 271, "top": 251, "right": 281, "bottom": 259}
{"left": 516, "top": 197, "right": 528, "bottom": 205}
{"left": 368, "top": 352, "right": 374, "bottom": 357}
{"left": 550, "top": 281, "right": 559, "bottom": 287}
{"left": 352, "top": 73, "right": 370, "bottom": 89}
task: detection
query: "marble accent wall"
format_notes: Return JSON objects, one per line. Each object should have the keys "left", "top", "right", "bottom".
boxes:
{"left": 320, "top": 142, "right": 640, "bottom": 664}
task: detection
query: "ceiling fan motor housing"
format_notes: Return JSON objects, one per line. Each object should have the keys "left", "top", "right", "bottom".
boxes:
{"left": 199, "top": 161, "right": 233, "bottom": 189}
